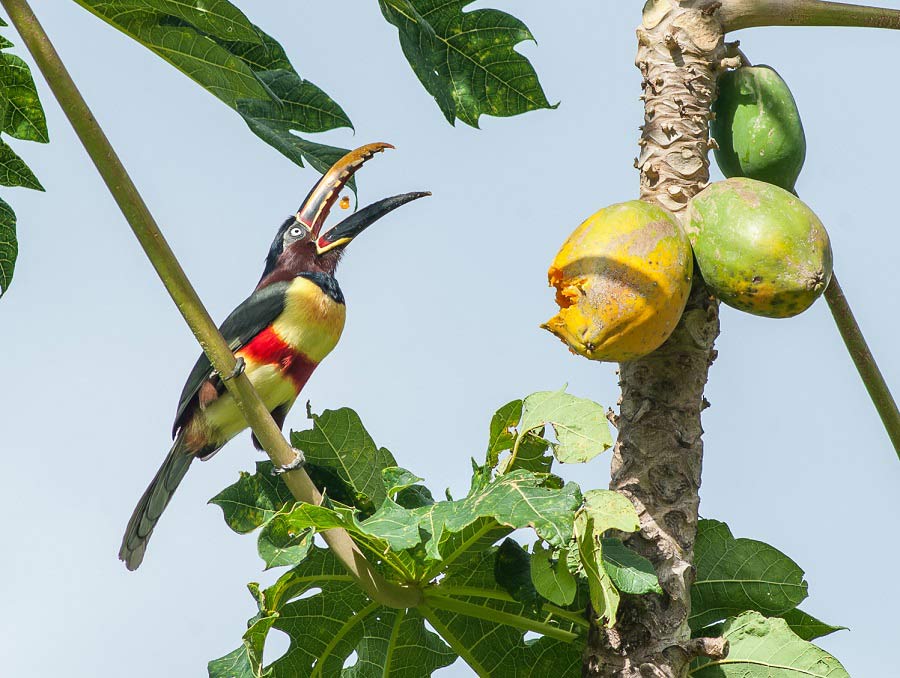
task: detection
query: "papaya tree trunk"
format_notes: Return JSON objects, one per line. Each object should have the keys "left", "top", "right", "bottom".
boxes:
{"left": 584, "top": 3, "right": 730, "bottom": 675}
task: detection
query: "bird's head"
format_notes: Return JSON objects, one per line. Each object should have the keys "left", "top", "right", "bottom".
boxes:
{"left": 257, "top": 143, "right": 429, "bottom": 289}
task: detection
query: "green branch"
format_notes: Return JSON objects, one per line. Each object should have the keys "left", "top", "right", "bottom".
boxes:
{"left": 418, "top": 604, "right": 492, "bottom": 677}
{"left": 423, "top": 592, "right": 580, "bottom": 642}
{"left": 434, "top": 585, "right": 590, "bottom": 629}
{"left": 0, "top": 0, "right": 420, "bottom": 609}
{"left": 718, "top": 0, "right": 900, "bottom": 32}
{"left": 824, "top": 273, "right": 900, "bottom": 458}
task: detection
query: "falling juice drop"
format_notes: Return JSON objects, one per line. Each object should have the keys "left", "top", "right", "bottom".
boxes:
{"left": 339, "top": 196, "right": 350, "bottom": 210}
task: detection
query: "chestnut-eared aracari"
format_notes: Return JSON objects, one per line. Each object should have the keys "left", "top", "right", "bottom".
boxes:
{"left": 119, "top": 143, "right": 429, "bottom": 570}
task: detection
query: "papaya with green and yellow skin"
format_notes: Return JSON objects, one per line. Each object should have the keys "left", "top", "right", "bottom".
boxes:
{"left": 543, "top": 200, "right": 693, "bottom": 362}
{"left": 685, "top": 178, "right": 832, "bottom": 318}
{"left": 712, "top": 65, "right": 806, "bottom": 191}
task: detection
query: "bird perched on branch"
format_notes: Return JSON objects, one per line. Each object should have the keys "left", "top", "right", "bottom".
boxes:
{"left": 119, "top": 143, "right": 429, "bottom": 570}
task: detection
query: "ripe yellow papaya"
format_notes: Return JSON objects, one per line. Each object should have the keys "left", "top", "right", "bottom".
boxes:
{"left": 711, "top": 65, "right": 806, "bottom": 191}
{"left": 685, "top": 178, "right": 832, "bottom": 318}
{"left": 543, "top": 200, "right": 693, "bottom": 362}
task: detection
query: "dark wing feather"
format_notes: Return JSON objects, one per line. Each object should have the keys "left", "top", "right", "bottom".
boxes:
{"left": 171, "top": 281, "right": 291, "bottom": 436}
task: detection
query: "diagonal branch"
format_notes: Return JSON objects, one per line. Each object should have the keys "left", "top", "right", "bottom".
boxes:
{"left": 0, "top": 0, "right": 420, "bottom": 610}
{"left": 824, "top": 273, "right": 900, "bottom": 457}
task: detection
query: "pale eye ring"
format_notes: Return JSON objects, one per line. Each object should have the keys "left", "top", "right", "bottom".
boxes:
{"left": 288, "top": 225, "right": 305, "bottom": 238}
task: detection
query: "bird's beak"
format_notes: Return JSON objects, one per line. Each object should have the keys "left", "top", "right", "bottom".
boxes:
{"left": 315, "top": 192, "right": 431, "bottom": 255}
{"left": 293, "top": 141, "right": 430, "bottom": 255}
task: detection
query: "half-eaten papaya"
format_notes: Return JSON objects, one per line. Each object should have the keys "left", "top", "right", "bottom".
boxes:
{"left": 543, "top": 200, "right": 693, "bottom": 362}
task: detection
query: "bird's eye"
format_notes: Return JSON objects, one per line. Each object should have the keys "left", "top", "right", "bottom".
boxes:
{"left": 288, "top": 225, "right": 305, "bottom": 238}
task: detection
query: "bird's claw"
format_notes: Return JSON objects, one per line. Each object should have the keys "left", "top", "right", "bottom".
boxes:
{"left": 272, "top": 448, "right": 306, "bottom": 475}
{"left": 221, "top": 357, "right": 245, "bottom": 381}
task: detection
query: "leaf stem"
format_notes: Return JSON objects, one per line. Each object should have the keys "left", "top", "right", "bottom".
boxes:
{"left": 434, "top": 585, "right": 590, "bottom": 629}
{"left": 718, "top": 0, "right": 900, "bottom": 32}
{"left": 1, "top": 0, "right": 420, "bottom": 609}
{"left": 418, "top": 604, "right": 491, "bottom": 677}
{"left": 423, "top": 592, "right": 580, "bottom": 642}
{"left": 823, "top": 273, "right": 900, "bottom": 458}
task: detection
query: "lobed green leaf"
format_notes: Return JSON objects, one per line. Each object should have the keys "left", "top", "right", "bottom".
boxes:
{"left": 518, "top": 389, "right": 612, "bottom": 464}
{"left": 689, "top": 611, "right": 849, "bottom": 677}
{"left": 74, "top": 0, "right": 351, "bottom": 170}
{"left": 291, "top": 408, "right": 396, "bottom": 513}
{"left": 0, "top": 138, "right": 42, "bottom": 190}
{"left": 0, "top": 28, "right": 48, "bottom": 298}
{"left": 600, "top": 538, "right": 662, "bottom": 596}
{"left": 378, "top": 0, "right": 553, "bottom": 127}
{"left": 209, "top": 460, "right": 295, "bottom": 534}
{"left": 777, "top": 607, "right": 847, "bottom": 642}
{"left": 0, "top": 196, "right": 16, "bottom": 296}
{"left": 209, "top": 546, "right": 457, "bottom": 678}
{"left": 530, "top": 541, "right": 576, "bottom": 607}
{"left": 423, "top": 549, "right": 583, "bottom": 677}
{"left": 690, "top": 519, "right": 808, "bottom": 630}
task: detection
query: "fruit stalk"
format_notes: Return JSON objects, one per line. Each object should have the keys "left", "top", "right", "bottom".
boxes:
{"left": 717, "top": 0, "right": 900, "bottom": 32}
{"left": 824, "top": 273, "right": 900, "bottom": 457}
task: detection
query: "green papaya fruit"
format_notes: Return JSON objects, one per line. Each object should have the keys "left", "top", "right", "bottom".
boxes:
{"left": 685, "top": 178, "right": 832, "bottom": 318}
{"left": 712, "top": 65, "right": 806, "bottom": 191}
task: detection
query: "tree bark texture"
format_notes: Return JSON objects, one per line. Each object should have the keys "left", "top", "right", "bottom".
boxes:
{"left": 584, "top": 2, "right": 727, "bottom": 676}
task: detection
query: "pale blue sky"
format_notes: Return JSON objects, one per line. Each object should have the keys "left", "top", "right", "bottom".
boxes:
{"left": 2, "top": 2, "right": 898, "bottom": 676}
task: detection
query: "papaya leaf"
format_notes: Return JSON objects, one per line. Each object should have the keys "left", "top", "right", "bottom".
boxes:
{"left": 494, "top": 538, "right": 542, "bottom": 611}
{"left": 0, "top": 29, "right": 47, "bottom": 298}
{"left": 208, "top": 546, "right": 457, "bottom": 678}
{"left": 690, "top": 519, "right": 808, "bottom": 630}
{"left": 581, "top": 489, "right": 640, "bottom": 534}
{"left": 0, "top": 196, "right": 16, "bottom": 297}
{"left": 475, "top": 398, "right": 555, "bottom": 491}
{"left": 600, "top": 538, "right": 662, "bottom": 596}
{"left": 245, "top": 498, "right": 421, "bottom": 580}
{"left": 394, "top": 483, "right": 435, "bottom": 509}
{"left": 74, "top": 0, "right": 351, "bottom": 170}
{"left": 207, "top": 646, "right": 257, "bottom": 678}
{"left": 688, "top": 611, "right": 849, "bottom": 677}
{"left": 256, "top": 509, "right": 314, "bottom": 570}
{"left": 574, "top": 511, "right": 619, "bottom": 627}
{"left": 0, "top": 51, "right": 48, "bottom": 142}
{"left": 0, "top": 138, "right": 41, "bottom": 190}
{"left": 414, "top": 470, "right": 582, "bottom": 575}
{"left": 291, "top": 407, "right": 397, "bottom": 513}
{"left": 209, "top": 460, "right": 295, "bottom": 534}
{"left": 777, "top": 607, "right": 847, "bottom": 641}
{"left": 530, "top": 541, "right": 576, "bottom": 607}
{"left": 570, "top": 491, "right": 641, "bottom": 627}
{"left": 486, "top": 399, "right": 522, "bottom": 466}
{"left": 378, "top": 0, "right": 553, "bottom": 127}
{"left": 517, "top": 389, "right": 612, "bottom": 464}
{"left": 423, "top": 549, "right": 583, "bottom": 677}
{"left": 382, "top": 466, "right": 424, "bottom": 496}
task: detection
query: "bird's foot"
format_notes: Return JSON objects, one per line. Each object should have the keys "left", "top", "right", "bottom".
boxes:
{"left": 221, "top": 357, "right": 246, "bottom": 381}
{"left": 272, "top": 448, "right": 306, "bottom": 475}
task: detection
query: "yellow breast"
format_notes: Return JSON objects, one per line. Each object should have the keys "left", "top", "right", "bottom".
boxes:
{"left": 271, "top": 275, "right": 346, "bottom": 363}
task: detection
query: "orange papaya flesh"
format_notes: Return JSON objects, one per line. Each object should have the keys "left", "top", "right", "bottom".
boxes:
{"left": 685, "top": 178, "right": 832, "bottom": 318}
{"left": 543, "top": 200, "right": 693, "bottom": 362}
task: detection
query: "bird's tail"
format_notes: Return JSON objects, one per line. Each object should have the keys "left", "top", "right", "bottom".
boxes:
{"left": 119, "top": 432, "right": 194, "bottom": 570}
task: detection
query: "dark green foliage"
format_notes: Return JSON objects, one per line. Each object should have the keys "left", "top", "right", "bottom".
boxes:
{"left": 378, "top": 0, "right": 553, "bottom": 126}
{"left": 74, "top": 0, "right": 352, "bottom": 172}
{"left": 0, "top": 25, "right": 46, "bottom": 296}
{"left": 210, "top": 392, "right": 616, "bottom": 677}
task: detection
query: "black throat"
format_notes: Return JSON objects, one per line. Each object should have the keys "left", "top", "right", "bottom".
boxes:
{"left": 298, "top": 271, "right": 344, "bottom": 304}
